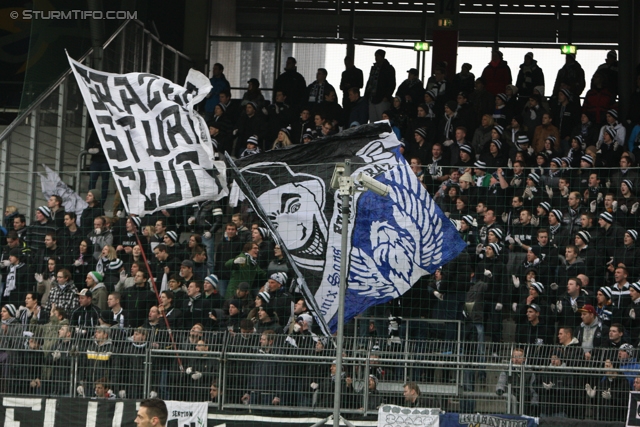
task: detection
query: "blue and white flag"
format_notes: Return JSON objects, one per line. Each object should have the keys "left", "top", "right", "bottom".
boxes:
{"left": 230, "top": 123, "right": 466, "bottom": 333}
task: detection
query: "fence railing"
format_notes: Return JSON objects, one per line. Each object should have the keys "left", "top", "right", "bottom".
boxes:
{"left": 0, "top": 19, "right": 192, "bottom": 223}
{"left": 0, "top": 325, "right": 635, "bottom": 422}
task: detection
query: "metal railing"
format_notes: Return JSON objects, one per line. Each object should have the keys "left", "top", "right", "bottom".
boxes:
{"left": 0, "top": 324, "right": 635, "bottom": 422}
{"left": 0, "top": 19, "right": 192, "bottom": 223}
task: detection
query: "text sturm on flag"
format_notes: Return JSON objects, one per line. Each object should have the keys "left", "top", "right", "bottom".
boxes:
{"left": 68, "top": 54, "right": 227, "bottom": 216}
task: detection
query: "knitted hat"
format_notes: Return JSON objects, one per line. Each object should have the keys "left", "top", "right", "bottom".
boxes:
{"left": 620, "top": 343, "right": 634, "bottom": 357}
{"left": 551, "top": 157, "right": 563, "bottom": 167}
{"left": 607, "top": 109, "right": 619, "bottom": 120}
{"left": 216, "top": 102, "right": 227, "bottom": 112}
{"left": 280, "top": 127, "right": 291, "bottom": 138}
{"left": 130, "top": 216, "right": 142, "bottom": 229}
{"left": 246, "top": 100, "right": 258, "bottom": 110}
{"left": 605, "top": 127, "right": 617, "bottom": 140}
{"left": 530, "top": 282, "right": 544, "bottom": 294}
{"left": 296, "top": 313, "right": 314, "bottom": 328}
{"left": 165, "top": 231, "right": 178, "bottom": 242}
{"left": 228, "top": 299, "right": 242, "bottom": 310}
{"left": 257, "top": 227, "right": 269, "bottom": 239}
{"left": 491, "top": 139, "right": 502, "bottom": 150}
{"left": 247, "top": 135, "right": 259, "bottom": 146}
{"left": 598, "top": 286, "right": 612, "bottom": 300}
{"left": 369, "top": 374, "right": 379, "bottom": 387}
{"left": 538, "top": 201, "right": 551, "bottom": 213}
{"left": 108, "top": 259, "right": 124, "bottom": 271}
{"left": 516, "top": 135, "right": 530, "bottom": 146}
{"left": 631, "top": 282, "right": 640, "bottom": 293}
{"left": 425, "top": 90, "right": 437, "bottom": 101}
{"left": 257, "top": 291, "right": 271, "bottom": 304}
{"left": 573, "top": 135, "right": 584, "bottom": 147}
{"left": 528, "top": 172, "right": 540, "bottom": 185}
{"left": 576, "top": 230, "right": 591, "bottom": 244}
{"left": 459, "top": 144, "right": 472, "bottom": 155}
{"left": 488, "top": 242, "right": 501, "bottom": 255}
{"left": 622, "top": 179, "right": 634, "bottom": 190}
{"left": 445, "top": 100, "right": 457, "bottom": 112}
{"left": 559, "top": 88, "right": 572, "bottom": 101}
{"left": 561, "top": 156, "right": 572, "bottom": 166}
{"left": 37, "top": 206, "right": 52, "bottom": 218}
{"left": 493, "top": 125, "right": 504, "bottom": 136}
{"left": 205, "top": 274, "right": 219, "bottom": 289}
{"left": 89, "top": 271, "right": 103, "bottom": 283}
{"left": 3, "top": 304, "right": 16, "bottom": 317}
{"left": 496, "top": 93, "right": 508, "bottom": 103}
{"left": 550, "top": 209, "right": 563, "bottom": 221}
{"left": 627, "top": 229, "right": 639, "bottom": 241}
{"left": 529, "top": 246, "right": 542, "bottom": 259}
{"left": 88, "top": 188, "right": 101, "bottom": 201}
{"left": 488, "top": 227, "right": 504, "bottom": 241}
{"left": 474, "top": 160, "right": 487, "bottom": 170}
{"left": 461, "top": 215, "right": 475, "bottom": 226}
{"left": 599, "top": 211, "right": 614, "bottom": 224}
{"left": 270, "top": 272, "right": 288, "bottom": 285}
{"left": 546, "top": 136, "right": 557, "bottom": 145}
{"left": 414, "top": 127, "right": 428, "bottom": 140}
{"left": 302, "top": 129, "right": 314, "bottom": 139}
{"left": 581, "top": 154, "right": 594, "bottom": 166}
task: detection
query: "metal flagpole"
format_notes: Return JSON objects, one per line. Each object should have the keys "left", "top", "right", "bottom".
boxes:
{"left": 333, "top": 159, "right": 352, "bottom": 427}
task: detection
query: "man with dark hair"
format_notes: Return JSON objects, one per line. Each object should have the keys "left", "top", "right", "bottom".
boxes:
{"left": 13, "top": 214, "right": 27, "bottom": 241}
{"left": 204, "top": 62, "right": 230, "bottom": 122}
{"left": 158, "top": 290, "right": 183, "bottom": 329}
{"left": 35, "top": 232, "right": 65, "bottom": 274}
{"left": 403, "top": 381, "right": 431, "bottom": 408}
{"left": 121, "top": 270, "right": 156, "bottom": 328}
{"left": 274, "top": 57, "right": 307, "bottom": 110}
{"left": 43, "top": 268, "right": 79, "bottom": 313}
{"left": 364, "top": 49, "right": 396, "bottom": 122}
{"left": 183, "top": 280, "right": 210, "bottom": 329}
{"left": 62, "top": 212, "right": 83, "bottom": 259}
{"left": 340, "top": 56, "right": 364, "bottom": 110}
{"left": 555, "top": 277, "right": 591, "bottom": 328}
{"left": 306, "top": 68, "right": 335, "bottom": 106}
{"left": 135, "top": 398, "right": 168, "bottom": 426}
{"left": 47, "top": 195, "right": 66, "bottom": 229}
{"left": 69, "top": 288, "right": 101, "bottom": 330}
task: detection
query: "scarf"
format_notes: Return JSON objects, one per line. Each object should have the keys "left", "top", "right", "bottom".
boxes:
{"left": 96, "top": 257, "right": 109, "bottom": 273}
{"left": 3, "top": 262, "right": 23, "bottom": 297}
{"left": 443, "top": 112, "right": 457, "bottom": 139}
{"left": 550, "top": 223, "right": 561, "bottom": 235}
{"left": 244, "top": 253, "right": 257, "bottom": 266}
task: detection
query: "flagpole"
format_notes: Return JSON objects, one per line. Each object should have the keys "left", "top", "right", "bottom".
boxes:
{"left": 333, "top": 159, "right": 351, "bottom": 427}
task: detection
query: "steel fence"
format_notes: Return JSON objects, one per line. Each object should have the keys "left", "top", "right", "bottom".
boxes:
{"left": 0, "top": 324, "right": 635, "bottom": 422}
{"left": 0, "top": 19, "right": 192, "bottom": 223}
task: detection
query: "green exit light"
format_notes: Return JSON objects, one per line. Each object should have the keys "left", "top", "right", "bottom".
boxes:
{"left": 414, "top": 42, "right": 431, "bottom": 51}
{"left": 561, "top": 44, "right": 577, "bottom": 55}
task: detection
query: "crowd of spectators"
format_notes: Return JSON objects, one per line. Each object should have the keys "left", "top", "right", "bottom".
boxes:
{"left": 1, "top": 47, "right": 640, "bottom": 419}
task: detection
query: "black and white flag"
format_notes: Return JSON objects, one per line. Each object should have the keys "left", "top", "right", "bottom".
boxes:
{"left": 68, "top": 54, "right": 227, "bottom": 215}
{"left": 230, "top": 123, "right": 466, "bottom": 333}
